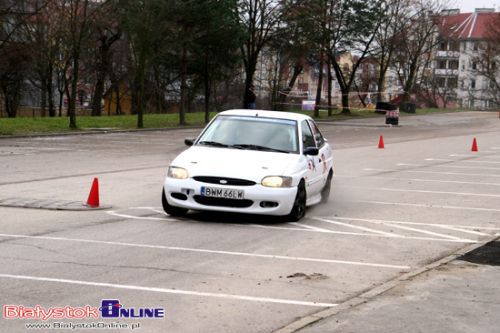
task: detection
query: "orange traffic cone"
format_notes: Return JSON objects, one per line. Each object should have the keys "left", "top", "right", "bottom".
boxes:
{"left": 471, "top": 138, "right": 478, "bottom": 152}
{"left": 86, "top": 178, "right": 100, "bottom": 207}
{"left": 378, "top": 135, "right": 385, "bottom": 149}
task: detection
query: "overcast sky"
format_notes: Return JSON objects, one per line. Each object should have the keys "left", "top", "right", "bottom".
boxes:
{"left": 451, "top": 0, "right": 500, "bottom": 12}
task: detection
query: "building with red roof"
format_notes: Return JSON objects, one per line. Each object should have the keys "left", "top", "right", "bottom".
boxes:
{"left": 434, "top": 8, "right": 499, "bottom": 109}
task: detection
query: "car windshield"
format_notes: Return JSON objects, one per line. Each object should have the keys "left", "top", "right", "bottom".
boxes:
{"left": 197, "top": 115, "right": 298, "bottom": 154}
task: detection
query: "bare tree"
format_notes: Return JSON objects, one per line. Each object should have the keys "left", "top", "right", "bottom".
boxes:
{"left": 60, "top": 0, "right": 92, "bottom": 128}
{"left": 372, "top": 0, "right": 411, "bottom": 103}
{"left": 89, "top": 0, "right": 121, "bottom": 116}
{"left": 238, "top": 0, "right": 282, "bottom": 109}
{"left": 0, "top": 0, "right": 44, "bottom": 117}
{"left": 391, "top": 0, "right": 443, "bottom": 103}
{"left": 322, "top": 0, "right": 385, "bottom": 114}
{"left": 470, "top": 14, "right": 500, "bottom": 108}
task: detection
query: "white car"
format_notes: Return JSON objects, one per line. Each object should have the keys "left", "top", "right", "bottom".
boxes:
{"left": 162, "top": 109, "right": 334, "bottom": 221}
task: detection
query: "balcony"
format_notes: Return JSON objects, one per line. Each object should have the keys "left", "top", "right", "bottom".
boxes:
{"left": 435, "top": 50, "right": 460, "bottom": 58}
{"left": 434, "top": 69, "right": 459, "bottom": 76}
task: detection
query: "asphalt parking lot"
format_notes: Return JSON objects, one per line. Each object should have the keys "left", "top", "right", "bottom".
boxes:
{"left": 0, "top": 111, "right": 499, "bottom": 332}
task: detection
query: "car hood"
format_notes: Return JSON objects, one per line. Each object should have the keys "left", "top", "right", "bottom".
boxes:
{"left": 171, "top": 146, "right": 300, "bottom": 181}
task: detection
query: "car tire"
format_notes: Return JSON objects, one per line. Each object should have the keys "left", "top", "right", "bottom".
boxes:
{"left": 286, "top": 180, "right": 306, "bottom": 222}
{"left": 162, "top": 187, "right": 188, "bottom": 217}
{"left": 320, "top": 170, "right": 333, "bottom": 204}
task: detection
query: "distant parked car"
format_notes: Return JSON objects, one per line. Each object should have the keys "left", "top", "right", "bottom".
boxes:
{"left": 162, "top": 109, "right": 334, "bottom": 221}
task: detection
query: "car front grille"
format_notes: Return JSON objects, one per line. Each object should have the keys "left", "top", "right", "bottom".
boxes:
{"left": 193, "top": 195, "right": 253, "bottom": 208}
{"left": 193, "top": 176, "right": 256, "bottom": 186}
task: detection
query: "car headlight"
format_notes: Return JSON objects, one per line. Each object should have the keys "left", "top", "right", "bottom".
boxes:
{"left": 261, "top": 176, "right": 292, "bottom": 188}
{"left": 167, "top": 166, "right": 189, "bottom": 179}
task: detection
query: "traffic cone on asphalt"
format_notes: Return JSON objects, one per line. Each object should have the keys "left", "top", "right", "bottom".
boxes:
{"left": 378, "top": 135, "right": 385, "bottom": 149}
{"left": 471, "top": 138, "right": 478, "bottom": 152}
{"left": 86, "top": 178, "right": 100, "bottom": 207}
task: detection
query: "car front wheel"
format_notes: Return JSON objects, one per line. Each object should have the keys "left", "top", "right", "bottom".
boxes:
{"left": 286, "top": 180, "right": 306, "bottom": 222}
{"left": 162, "top": 187, "right": 188, "bottom": 217}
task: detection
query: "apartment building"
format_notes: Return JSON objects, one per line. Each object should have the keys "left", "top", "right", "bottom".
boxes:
{"left": 435, "top": 8, "right": 499, "bottom": 109}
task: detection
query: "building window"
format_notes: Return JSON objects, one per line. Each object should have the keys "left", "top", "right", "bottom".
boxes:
{"left": 438, "top": 60, "right": 447, "bottom": 69}
{"left": 470, "top": 79, "right": 476, "bottom": 89}
{"left": 447, "top": 78, "right": 458, "bottom": 88}
{"left": 473, "top": 42, "right": 479, "bottom": 51}
{"left": 472, "top": 62, "right": 477, "bottom": 70}
{"left": 449, "top": 40, "right": 459, "bottom": 51}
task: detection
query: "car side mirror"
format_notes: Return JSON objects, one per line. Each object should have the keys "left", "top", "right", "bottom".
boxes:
{"left": 184, "top": 138, "right": 195, "bottom": 146}
{"left": 303, "top": 147, "right": 319, "bottom": 156}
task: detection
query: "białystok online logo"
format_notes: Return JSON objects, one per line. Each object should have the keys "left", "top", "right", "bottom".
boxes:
{"left": 3, "top": 299, "right": 165, "bottom": 320}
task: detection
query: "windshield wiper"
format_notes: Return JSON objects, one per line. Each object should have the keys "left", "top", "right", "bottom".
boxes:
{"left": 198, "top": 141, "right": 229, "bottom": 148}
{"left": 231, "top": 144, "right": 290, "bottom": 153}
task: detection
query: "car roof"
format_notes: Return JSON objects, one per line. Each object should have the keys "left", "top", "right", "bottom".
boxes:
{"left": 218, "top": 109, "right": 312, "bottom": 122}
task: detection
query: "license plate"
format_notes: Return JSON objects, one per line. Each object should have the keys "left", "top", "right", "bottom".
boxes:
{"left": 201, "top": 186, "right": 244, "bottom": 199}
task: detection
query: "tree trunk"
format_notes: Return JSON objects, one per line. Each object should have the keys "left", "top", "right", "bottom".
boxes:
{"left": 136, "top": 56, "right": 145, "bottom": 128}
{"left": 40, "top": 77, "right": 47, "bottom": 117}
{"left": 68, "top": 57, "right": 79, "bottom": 128}
{"left": 179, "top": 44, "right": 188, "bottom": 125}
{"left": 114, "top": 83, "right": 122, "bottom": 115}
{"left": 243, "top": 56, "right": 257, "bottom": 109}
{"left": 277, "top": 64, "right": 303, "bottom": 111}
{"left": 203, "top": 57, "right": 210, "bottom": 124}
{"left": 339, "top": 88, "right": 348, "bottom": 113}
{"left": 327, "top": 57, "right": 332, "bottom": 116}
{"left": 314, "top": 50, "right": 324, "bottom": 118}
{"left": 47, "top": 62, "right": 55, "bottom": 117}
{"left": 403, "top": 57, "right": 419, "bottom": 103}
{"left": 376, "top": 72, "right": 386, "bottom": 103}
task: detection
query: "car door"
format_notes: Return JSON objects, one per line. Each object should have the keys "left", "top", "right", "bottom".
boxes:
{"left": 301, "top": 120, "right": 323, "bottom": 196}
{"left": 308, "top": 119, "right": 333, "bottom": 188}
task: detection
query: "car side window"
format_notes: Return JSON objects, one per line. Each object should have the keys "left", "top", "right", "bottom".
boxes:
{"left": 301, "top": 120, "right": 316, "bottom": 148}
{"left": 309, "top": 120, "right": 325, "bottom": 147}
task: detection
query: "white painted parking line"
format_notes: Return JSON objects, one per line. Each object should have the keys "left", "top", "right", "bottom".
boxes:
{"left": 238, "top": 223, "right": 475, "bottom": 243}
{"left": 313, "top": 218, "right": 401, "bottom": 237}
{"left": 289, "top": 222, "right": 333, "bottom": 233}
{"left": 434, "top": 165, "right": 500, "bottom": 171}
{"left": 355, "top": 200, "right": 500, "bottom": 213}
{"left": 368, "top": 176, "right": 500, "bottom": 187}
{"left": 0, "top": 273, "right": 337, "bottom": 308}
{"left": 336, "top": 174, "right": 500, "bottom": 186}
{"left": 312, "top": 218, "right": 475, "bottom": 243}
{"left": 364, "top": 168, "right": 500, "bottom": 178}
{"left": 398, "top": 163, "right": 500, "bottom": 170}
{"left": 0, "top": 233, "right": 410, "bottom": 270}
{"left": 107, "top": 210, "right": 176, "bottom": 221}
{"left": 450, "top": 153, "right": 496, "bottom": 157}
{"left": 425, "top": 158, "right": 454, "bottom": 162}
{"left": 397, "top": 163, "right": 423, "bottom": 167}
{"left": 328, "top": 217, "right": 488, "bottom": 238}
{"left": 359, "top": 186, "right": 500, "bottom": 198}
{"left": 426, "top": 158, "right": 500, "bottom": 164}
{"left": 105, "top": 208, "right": 477, "bottom": 243}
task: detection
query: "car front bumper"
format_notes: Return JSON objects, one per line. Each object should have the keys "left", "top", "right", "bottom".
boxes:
{"left": 164, "top": 177, "right": 297, "bottom": 216}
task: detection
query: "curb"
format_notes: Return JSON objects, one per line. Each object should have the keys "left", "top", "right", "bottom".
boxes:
{"left": 272, "top": 234, "right": 500, "bottom": 333}
{"left": 0, "top": 197, "right": 111, "bottom": 211}
{"left": 0, "top": 125, "right": 204, "bottom": 140}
